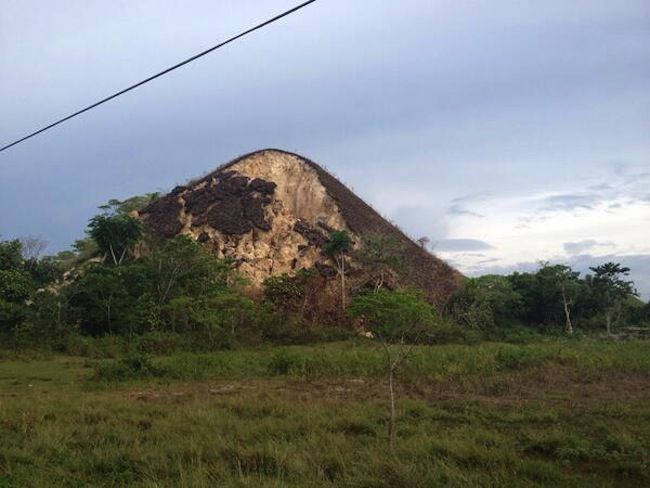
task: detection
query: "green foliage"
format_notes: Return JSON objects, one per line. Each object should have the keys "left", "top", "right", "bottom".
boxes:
{"left": 94, "top": 353, "right": 165, "bottom": 381}
{"left": 589, "top": 263, "right": 637, "bottom": 309}
{"left": 349, "top": 289, "right": 439, "bottom": 342}
{"left": 144, "top": 235, "right": 234, "bottom": 304}
{"left": 64, "top": 238, "right": 235, "bottom": 340}
{"left": 87, "top": 213, "right": 143, "bottom": 266}
{"left": 0, "top": 239, "right": 24, "bottom": 270}
{"left": 449, "top": 275, "right": 522, "bottom": 329}
{"left": 66, "top": 265, "right": 129, "bottom": 335}
{"left": 264, "top": 272, "right": 310, "bottom": 305}
{"left": 71, "top": 237, "right": 99, "bottom": 260}
{"left": 162, "top": 289, "right": 262, "bottom": 348}
{"left": 355, "top": 234, "right": 404, "bottom": 290}
{"left": 99, "top": 193, "right": 160, "bottom": 215}
{"left": 262, "top": 269, "right": 332, "bottom": 326}
{"left": 323, "top": 229, "right": 353, "bottom": 258}
{"left": 0, "top": 269, "right": 33, "bottom": 303}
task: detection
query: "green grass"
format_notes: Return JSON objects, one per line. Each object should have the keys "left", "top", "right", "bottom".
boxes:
{"left": 0, "top": 339, "right": 648, "bottom": 487}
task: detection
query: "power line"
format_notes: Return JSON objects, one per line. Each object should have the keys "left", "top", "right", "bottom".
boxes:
{"left": 0, "top": 0, "right": 317, "bottom": 154}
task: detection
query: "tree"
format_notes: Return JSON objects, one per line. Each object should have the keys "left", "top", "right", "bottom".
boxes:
{"left": 589, "top": 262, "right": 638, "bottom": 335}
{"left": 349, "top": 289, "right": 438, "bottom": 448}
{"left": 66, "top": 265, "right": 127, "bottom": 335}
{"left": 145, "top": 235, "right": 234, "bottom": 305}
{"left": 71, "top": 238, "right": 99, "bottom": 261}
{"left": 323, "top": 230, "right": 353, "bottom": 311}
{"left": 87, "top": 214, "right": 143, "bottom": 266}
{"left": 99, "top": 193, "right": 160, "bottom": 215}
{"left": 416, "top": 236, "right": 430, "bottom": 250}
{"left": 19, "top": 236, "right": 47, "bottom": 260}
{"left": 449, "top": 275, "right": 522, "bottom": 329}
{"left": 355, "top": 234, "right": 403, "bottom": 291}
{"left": 536, "top": 264, "right": 583, "bottom": 335}
{"left": 0, "top": 240, "right": 32, "bottom": 332}
{"left": 0, "top": 239, "right": 23, "bottom": 271}
{"left": 263, "top": 269, "right": 323, "bottom": 321}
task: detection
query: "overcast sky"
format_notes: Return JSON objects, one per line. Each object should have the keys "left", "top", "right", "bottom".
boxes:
{"left": 1, "top": 0, "right": 649, "bottom": 297}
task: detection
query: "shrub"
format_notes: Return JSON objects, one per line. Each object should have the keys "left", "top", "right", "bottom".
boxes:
{"left": 348, "top": 288, "right": 440, "bottom": 342}
{"left": 94, "top": 354, "right": 165, "bottom": 381}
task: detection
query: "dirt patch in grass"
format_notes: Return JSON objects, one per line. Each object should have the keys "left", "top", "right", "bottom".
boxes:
{"left": 113, "top": 366, "right": 649, "bottom": 410}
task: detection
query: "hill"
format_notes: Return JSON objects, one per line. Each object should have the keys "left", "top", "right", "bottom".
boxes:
{"left": 139, "top": 149, "right": 462, "bottom": 303}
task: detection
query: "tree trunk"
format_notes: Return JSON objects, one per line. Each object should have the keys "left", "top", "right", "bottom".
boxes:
{"left": 562, "top": 289, "right": 573, "bottom": 335}
{"left": 56, "top": 300, "right": 62, "bottom": 337}
{"left": 339, "top": 257, "right": 346, "bottom": 311}
{"left": 106, "top": 302, "right": 112, "bottom": 334}
{"left": 387, "top": 364, "right": 395, "bottom": 449}
{"left": 605, "top": 310, "right": 612, "bottom": 336}
{"left": 117, "top": 247, "right": 127, "bottom": 266}
{"left": 108, "top": 244, "right": 119, "bottom": 266}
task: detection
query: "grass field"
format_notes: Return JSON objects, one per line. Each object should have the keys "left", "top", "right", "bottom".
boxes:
{"left": 0, "top": 340, "right": 648, "bottom": 487}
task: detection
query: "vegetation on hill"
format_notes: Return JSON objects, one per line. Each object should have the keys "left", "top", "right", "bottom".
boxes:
{"left": 0, "top": 193, "right": 648, "bottom": 350}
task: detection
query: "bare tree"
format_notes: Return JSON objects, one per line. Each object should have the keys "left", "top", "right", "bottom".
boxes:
{"left": 20, "top": 236, "right": 48, "bottom": 260}
{"left": 349, "top": 289, "right": 435, "bottom": 448}
{"left": 324, "top": 230, "right": 353, "bottom": 311}
{"left": 416, "top": 236, "right": 430, "bottom": 250}
{"left": 355, "top": 234, "right": 404, "bottom": 292}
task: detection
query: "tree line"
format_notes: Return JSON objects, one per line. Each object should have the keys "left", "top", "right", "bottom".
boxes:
{"left": 448, "top": 263, "right": 646, "bottom": 335}
{"left": 1, "top": 196, "right": 648, "bottom": 350}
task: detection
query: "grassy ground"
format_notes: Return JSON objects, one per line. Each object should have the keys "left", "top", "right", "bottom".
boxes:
{"left": 0, "top": 340, "right": 648, "bottom": 487}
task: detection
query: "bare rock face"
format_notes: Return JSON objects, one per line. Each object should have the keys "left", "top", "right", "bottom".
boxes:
{"left": 139, "top": 149, "right": 462, "bottom": 303}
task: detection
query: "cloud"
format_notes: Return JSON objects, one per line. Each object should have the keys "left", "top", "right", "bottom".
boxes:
{"left": 436, "top": 239, "right": 494, "bottom": 252}
{"left": 563, "top": 239, "right": 614, "bottom": 256}
{"left": 446, "top": 203, "right": 484, "bottom": 218}
{"left": 588, "top": 183, "right": 612, "bottom": 191}
{"left": 540, "top": 193, "right": 601, "bottom": 212}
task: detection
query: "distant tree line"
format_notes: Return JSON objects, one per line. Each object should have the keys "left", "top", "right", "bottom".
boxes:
{"left": 447, "top": 262, "right": 645, "bottom": 335}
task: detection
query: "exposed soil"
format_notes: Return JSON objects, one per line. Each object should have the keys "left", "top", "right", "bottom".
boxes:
{"left": 220, "top": 149, "right": 464, "bottom": 303}
{"left": 120, "top": 368, "right": 650, "bottom": 409}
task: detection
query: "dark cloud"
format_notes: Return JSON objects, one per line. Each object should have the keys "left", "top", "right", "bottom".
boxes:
{"left": 446, "top": 204, "right": 484, "bottom": 218}
{"left": 450, "top": 192, "right": 487, "bottom": 204}
{"left": 437, "top": 239, "right": 494, "bottom": 252}
{"left": 588, "top": 183, "right": 612, "bottom": 191}
{"left": 540, "top": 193, "right": 601, "bottom": 211}
{"left": 563, "top": 239, "right": 614, "bottom": 256}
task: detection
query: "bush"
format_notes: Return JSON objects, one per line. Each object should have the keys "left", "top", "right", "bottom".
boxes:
{"left": 348, "top": 288, "right": 440, "bottom": 343}
{"left": 94, "top": 354, "right": 165, "bottom": 381}
{"left": 135, "top": 332, "right": 187, "bottom": 355}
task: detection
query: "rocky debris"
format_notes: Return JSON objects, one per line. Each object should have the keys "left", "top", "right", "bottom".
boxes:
{"left": 169, "top": 185, "right": 187, "bottom": 196}
{"left": 142, "top": 173, "right": 277, "bottom": 237}
{"left": 293, "top": 219, "right": 327, "bottom": 247}
{"left": 249, "top": 178, "right": 277, "bottom": 195}
{"left": 142, "top": 195, "right": 183, "bottom": 237}
{"left": 315, "top": 262, "right": 337, "bottom": 278}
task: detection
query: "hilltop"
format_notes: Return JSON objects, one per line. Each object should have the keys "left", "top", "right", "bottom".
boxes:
{"left": 139, "top": 149, "right": 462, "bottom": 303}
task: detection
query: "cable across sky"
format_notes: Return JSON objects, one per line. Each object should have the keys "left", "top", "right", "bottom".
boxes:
{"left": 0, "top": 0, "right": 317, "bottom": 154}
